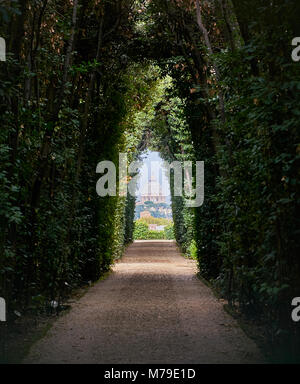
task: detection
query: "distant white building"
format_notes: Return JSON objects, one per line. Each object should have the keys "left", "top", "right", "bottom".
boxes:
{"left": 140, "top": 177, "right": 166, "bottom": 204}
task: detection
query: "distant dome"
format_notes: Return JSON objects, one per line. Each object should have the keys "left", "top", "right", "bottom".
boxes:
{"left": 140, "top": 177, "right": 163, "bottom": 197}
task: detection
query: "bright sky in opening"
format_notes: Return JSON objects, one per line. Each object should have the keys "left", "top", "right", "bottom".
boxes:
{"left": 136, "top": 151, "right": 171, "bottom": 200}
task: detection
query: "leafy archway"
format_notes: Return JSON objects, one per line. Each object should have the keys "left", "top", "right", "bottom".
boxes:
{"left": 0, "top": 0, "right": 299, "bottom": 360}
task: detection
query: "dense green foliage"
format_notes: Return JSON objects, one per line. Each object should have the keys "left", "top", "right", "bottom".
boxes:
{"left": 0, "top": 0, "right": 160, "bottom": 311}
{"left": 137, "top": 0, "right": 300, "bottom": 358}
{"left": 0, "top": 0, "right": 299, "bottom": 360}
{"left": 133, "top": 219, "right": 175, "bottom": 240}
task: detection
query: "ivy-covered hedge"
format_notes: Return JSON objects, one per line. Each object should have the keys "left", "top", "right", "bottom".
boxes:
{"left": 1, "top": 0, "right": 299, "bottom": 361}
{"left": 0, "top": 2, "right": 163, "bottom": 312}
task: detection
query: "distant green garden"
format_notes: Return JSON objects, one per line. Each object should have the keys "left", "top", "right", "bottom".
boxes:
{"left": 133, "top": 218, "right": 175, "bottom": 240}
{"left": 1, "top": 0, "right": 299, "bottom": 360}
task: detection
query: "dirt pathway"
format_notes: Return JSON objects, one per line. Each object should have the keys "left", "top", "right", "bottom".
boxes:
{"left": 24, "top": 241, "right": 264, "bottom": 364}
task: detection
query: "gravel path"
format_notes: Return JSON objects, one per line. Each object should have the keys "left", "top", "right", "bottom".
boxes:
{"left": 24, "top": 241, "right": 265, "bottom": 364}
